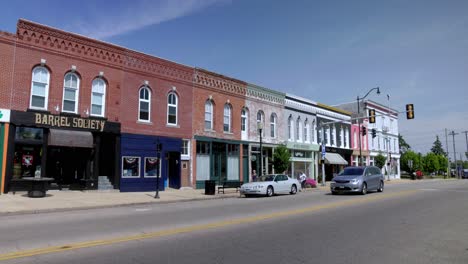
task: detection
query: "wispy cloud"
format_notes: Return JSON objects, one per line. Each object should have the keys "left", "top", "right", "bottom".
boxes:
{"left": 68, "top": 0, "right": 228, "bottom": 39}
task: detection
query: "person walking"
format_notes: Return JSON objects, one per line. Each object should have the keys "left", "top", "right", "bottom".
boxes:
{"left": 299, "top": 171, "right": 307, "bottom": 189}
{"left": 252, "top": 170, "right": 257, "bottom": 182}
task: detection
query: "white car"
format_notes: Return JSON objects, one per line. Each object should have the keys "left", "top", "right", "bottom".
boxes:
{"left": 240, "top": 174, "right": 301, "bottom": 197}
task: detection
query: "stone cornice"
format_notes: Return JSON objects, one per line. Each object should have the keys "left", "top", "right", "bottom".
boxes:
{"left": 16, "top": 19, "right": 193, "bottom": 83}
{"left": 194, "top": 68, "right": 247, "bottom": 96}
{"left": 314, "top": 103, "right": 351, "bottom": 121}
{"left": 285, "top": 98, "right": 316, "bottom": 114}
{"left": 246, "top": 84, "right": 285, "bottom": 105}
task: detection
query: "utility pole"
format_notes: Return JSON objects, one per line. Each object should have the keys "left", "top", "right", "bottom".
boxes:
{"left": 445, "top": 129, "right": 450, "bottom": 179}
{"left": 463, "top": 131, "right": 468, "bottom": 161}
{"left": 449, "top": 130, "right": 458, "bottom": 178}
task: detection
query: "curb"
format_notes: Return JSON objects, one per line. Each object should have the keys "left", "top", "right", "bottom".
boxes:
{"left": 0, "top": 194, "right": 241, "bottom": 217}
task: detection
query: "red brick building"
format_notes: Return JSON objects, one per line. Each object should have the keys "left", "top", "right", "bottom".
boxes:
{"left": 192, "top": 68, "right": 247, "bottom": 188}
{"left": 0, "top": 19, "right": 194, "bottom": 193}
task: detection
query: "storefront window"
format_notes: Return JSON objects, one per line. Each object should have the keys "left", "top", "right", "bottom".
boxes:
{"left": 144, "top": 157, "right": 159, "bottom": 177}
{"left": 122, "top": 156, "right": 140, "bottom": 177}
{"left": 13, "top": 145, "right": 42, "bottom": 178}
{"left": 15, "top": 127, "right": 43, "bottom": 141}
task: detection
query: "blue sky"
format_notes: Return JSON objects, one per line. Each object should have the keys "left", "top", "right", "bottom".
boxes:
{"left": 1, "top": 0, "right": 468, "bottom": 158}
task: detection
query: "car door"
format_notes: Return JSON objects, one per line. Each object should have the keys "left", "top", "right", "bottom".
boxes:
{"left": 275, "top": 175, "right": 288, "bottom": 193}
{"left": 271, "top": 175, "right": 282, "bottom": 193}
{"left": 364, "top": 168, "right": 376, "bottom": 190}
{"left": 369, "top": 167, "right": 380, "bottom": 190}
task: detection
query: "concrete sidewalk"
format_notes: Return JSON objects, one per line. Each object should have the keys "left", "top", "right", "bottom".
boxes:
{"left": 0, "top": 179, "right": 416, "bottom": 215}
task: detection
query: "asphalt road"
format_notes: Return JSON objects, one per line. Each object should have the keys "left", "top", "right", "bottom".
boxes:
{"left": 1, "top": 180, "right": 467, "bottom": 264}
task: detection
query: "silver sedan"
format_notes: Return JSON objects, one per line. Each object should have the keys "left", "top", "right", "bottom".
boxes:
{"left": 240, "top": 174, "right": 301, "bottom": 197}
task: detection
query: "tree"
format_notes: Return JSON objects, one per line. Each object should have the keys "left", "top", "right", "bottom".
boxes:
{"left": 401, "top": 150, "right": 421, "bottom": 176}
{"left": 272, "top": 145, "right": 291, "bottom": 174}
{"left": 423, "top": 153, "right": 439, "bottom": 173}
{"left": 399, "top": 134, "right": 411, "bottom": 153}
{"left": 437, "top": 155, "right": 448, "bottom": 175}
{"left": 374, "top": 154, "right": 386, "bottom": 169}
{"left": 430, "top": 136, "right": 447, "bottom": 156}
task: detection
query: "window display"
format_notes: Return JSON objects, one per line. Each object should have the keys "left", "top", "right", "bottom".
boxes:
{"left": 122, "top": 157, "right": 140, "bottom": 177}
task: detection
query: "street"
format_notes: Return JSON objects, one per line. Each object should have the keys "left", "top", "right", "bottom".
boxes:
{"left": 1, "top": 180, "right": 467, "bottom": 263}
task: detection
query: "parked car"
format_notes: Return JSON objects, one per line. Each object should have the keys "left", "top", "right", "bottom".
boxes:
{"left": 240, "top": 174, "right": 301, "bottom": 197}
{"left": 462, "top": 169, "right": 468, "bottom": 179}
{"left": 330, "top": 166, "right": 384, "bottom": 195}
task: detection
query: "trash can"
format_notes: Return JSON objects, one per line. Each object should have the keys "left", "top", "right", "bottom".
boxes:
{"left": 204, "top": 180, "right": 216, "bottom": 195}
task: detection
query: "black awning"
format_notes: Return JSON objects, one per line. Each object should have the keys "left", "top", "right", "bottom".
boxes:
{"left": 48, "top": 129, "right": 93, "bottom": 148}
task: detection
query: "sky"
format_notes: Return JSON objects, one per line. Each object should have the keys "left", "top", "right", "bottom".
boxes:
{"left": 1, "top": 0, "right": 467, "bottom": 159}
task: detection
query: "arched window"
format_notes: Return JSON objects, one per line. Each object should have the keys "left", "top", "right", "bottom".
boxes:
{"left": 91, "top": 78, "right": 106, "bottom": 117}
{"left": 270, "top": 113, "right": 277, "bottom": 138}
{"left": 257, "top": 110, "right": 265, "bottom": 136}
{"left": 241, "top": 108, "right": 248, "bottom": 133}
{"left": 304, "top": 120, "right": 309, "bottom": 142}
{"left": 138, "top": 86, "right": 151, "bottom": 121}
{"left": 205, "top": 100, "right": 213, "bottom": 130}
{"left": 30, "top": 66, "right": 50, "bottom": 110}
{"left": 62, "top": 72, "right": 80, "bottom": 113}
{"left": 296, "top": 117, "right": 301, "bottom": 142}
{"left": 167, "top": 92, "right": 178, "bottom": 125}
{"left": 223, "top": 104, "right": 232, "bottom": 132}
{"left": 288, "top": 115, "right": 293, "bottom": 140}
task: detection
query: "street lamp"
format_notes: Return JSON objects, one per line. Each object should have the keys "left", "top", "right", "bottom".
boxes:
{"left": 257, "top": 121, "right": 263, "bottom": 176}
{"left": 357, "top": 87, "right": 380, "bottom": 166}
{"left": 154, "top": 141, "right": 162, "bottom": 199}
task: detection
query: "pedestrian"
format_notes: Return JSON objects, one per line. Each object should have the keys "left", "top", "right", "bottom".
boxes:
{"left": 252, "top": 170, "right": 257, "bottom": 182}
{"left": 299, "top": 171, "right": 307, "bottom": 189}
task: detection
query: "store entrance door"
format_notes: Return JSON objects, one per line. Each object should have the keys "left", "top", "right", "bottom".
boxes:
{"left": 47, "top": 147, "right": 92, "bottom": 189}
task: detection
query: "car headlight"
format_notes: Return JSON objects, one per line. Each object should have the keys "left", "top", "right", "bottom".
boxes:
{"left": 350, "top": 178, "right": 360, "bottom": 184}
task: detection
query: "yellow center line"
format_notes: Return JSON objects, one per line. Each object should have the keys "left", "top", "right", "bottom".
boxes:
{"left": 0, "top": 189, "right": 419, "bottom": 261}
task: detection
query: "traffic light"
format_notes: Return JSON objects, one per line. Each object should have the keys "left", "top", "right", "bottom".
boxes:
{"left": 406, "top": 104, "right": 414, "bottom": 119}
{"left": 371, "top": 129, "right": 377, "bottom": 138}
{"left": 368, "top": 109, "right": 376, "bottom": 123}
{"left": 362, "top": 127, "right": 367, "bottom": 136}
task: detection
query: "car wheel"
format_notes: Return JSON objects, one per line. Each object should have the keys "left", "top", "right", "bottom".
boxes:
{"left": 290, "top": 184, "right": 297, "bottom": 195}
{"left": 361, "top": 183, "right": 367, "bottom": 195}
{"left": 377, "top": 181, "right": 384, "bottom": 192}
{"left": 266, "top": 186, "right": 274, "bottom": 197}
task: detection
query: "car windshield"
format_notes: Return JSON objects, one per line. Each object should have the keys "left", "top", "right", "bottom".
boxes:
{"left": 257, "top": 175, "right": 275, "bottom": 182}
{"left": 338, "top": 168, "right": 364, "bottom": 176}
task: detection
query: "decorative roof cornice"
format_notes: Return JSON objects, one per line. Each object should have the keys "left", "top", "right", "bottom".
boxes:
{"left": 194, "top": 68, "right": 247, "bottom": 96}
{"left": 246, "top": 83, "right": 285, "bottom": 105}
{"left": 16, "top": 19, "right": 193, "bottom": 82}
{"left": 285, "top": 94, "right": 316, "bottom": 114}
{"left": 313, "top": 103, "right": 351, "bottom": 121}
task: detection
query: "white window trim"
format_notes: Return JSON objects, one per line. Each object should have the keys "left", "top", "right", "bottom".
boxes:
{"left": 29, "top": 66, "right": 50, "bottom": 110}
{"left": 122, "top": 156, "right": 140, "bottom": 178}
{"left": 288, "top": 117, "right": 294, "bottom": 141}
{"left": 144, "top": 157, "right": 160, "bottom": 178}
{"left": 224, "top": 104, "right": 231, "bottom": 132}
{"left": 138, "top": 87, "right": 151, "bottom": 122}
{"left": 270, "top": 114, "right": 277, "bottom": 138}
{"left": 90, "top": 78, "right": 106, "bottom": 117}
{"left": 62, "top": 73, "right": 80, "bottom": 114}
{"left": 205, "top": 100, "right": 213, "bottom": 130}
{"left": 167, "top": 93, "right": 178, "bottom": 126}
{"left": 181, "top": 139, "right": 191, "bottom": 159}
{"left": 241, "top": 109, "right": 247, "bottom": 132}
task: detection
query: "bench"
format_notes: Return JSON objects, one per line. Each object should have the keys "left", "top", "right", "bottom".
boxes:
{"left": 217, "top": 181, "right": 243, "bottom": 194}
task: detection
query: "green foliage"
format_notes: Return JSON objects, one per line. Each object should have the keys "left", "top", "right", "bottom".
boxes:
{"left": 374, "top": 154, "right": 386, "bottom": 169}
{"left": 399, "top": 134, "right": 411, "bottom": 153}
{"left": 430, "top": 136, "right": 447, "bottom": 156}
{"left": 437, "top": 155, "right": 448, "bottom": 172}
{"left": 272, "top": 145, "right": 291, "bottom": 174}
{"left": 401, "top": 150, "right": 421, "bottom": 173}
{"left": 423, "top": 153, "right": 440, "bottom": 173}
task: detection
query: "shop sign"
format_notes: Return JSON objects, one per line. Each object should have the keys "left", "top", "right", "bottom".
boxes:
{"left": 34, "top": 113, "right": 106, "bottom": 132}
{"left": 0, "top": 109, "right": 11, "bottom": 122}
{"left": 286, "top": 142, "right": 320, "bottom": 151}
{"left": 294, "top": 151, "right": 305, "bottom": 157}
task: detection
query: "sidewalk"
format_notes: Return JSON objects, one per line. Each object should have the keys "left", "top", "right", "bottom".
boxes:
{"left": 0, "top": 179, "right": 418, "bottom": 215}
